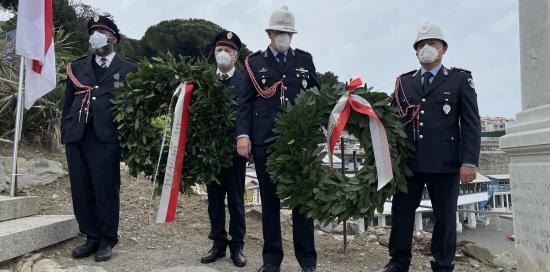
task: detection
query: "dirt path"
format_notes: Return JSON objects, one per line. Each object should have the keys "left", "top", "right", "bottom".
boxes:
{"left": 0, "top": 144, "right": 502, "bottom": 271}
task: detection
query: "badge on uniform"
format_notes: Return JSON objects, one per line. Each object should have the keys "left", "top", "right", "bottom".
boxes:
{"left": 302, "top": 79, "right": 308, "bottom": 89}
{"left": 113, "top": 73, "right": 124, "bottom": 88}
{"left": 443, "top": 104, "right": 451, "bottom": 114}
{"left": 468, "top": 78, "right": 475, "bottom": 89}
{"left": 262, "top": 78, "right": 266, "bottom": 85}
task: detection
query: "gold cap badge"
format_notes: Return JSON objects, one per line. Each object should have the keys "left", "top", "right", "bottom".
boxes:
{"left": 93, "top": 15, "right": 100, "bottom": 23}
{"left": 227, "top": 32, "right": 233, "bottom": 39}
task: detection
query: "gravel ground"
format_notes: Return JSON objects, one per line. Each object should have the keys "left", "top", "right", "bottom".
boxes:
{"left": 0, "top": 143, "right": 505, "bottom": 271}
{"left": 457, "top": 217, "right": 515, "bottom": 256}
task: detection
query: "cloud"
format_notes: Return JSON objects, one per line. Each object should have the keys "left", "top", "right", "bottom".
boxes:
{"left": 81, "top": 0, "right": 521, "bottom": 117}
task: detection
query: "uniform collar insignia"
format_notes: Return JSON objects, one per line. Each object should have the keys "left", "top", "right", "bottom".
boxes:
{"left": 263, "top": 51, "right": 268, "bottom": 58}
{"left": 443, "top": 67, "right": 449, "bottom": 76}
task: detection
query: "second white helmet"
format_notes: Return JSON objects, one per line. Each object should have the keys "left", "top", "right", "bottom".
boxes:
{"left": 413, "top": 21, "right": 447, "bottom": 49}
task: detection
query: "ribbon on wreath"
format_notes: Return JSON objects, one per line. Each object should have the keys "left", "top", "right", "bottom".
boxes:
{"left": 156, "top": 82, "right": 194, "bottom": 223}
{"left": 326, "top": 77, "right": 393, "bottom": 191}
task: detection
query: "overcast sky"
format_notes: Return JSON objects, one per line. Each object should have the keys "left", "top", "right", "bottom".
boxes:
{"left": 18, "top": 1, "right": 525, "bottom": 117}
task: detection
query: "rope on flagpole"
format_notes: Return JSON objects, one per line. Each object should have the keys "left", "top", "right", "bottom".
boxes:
{"left": 10, "top": 56, "right": 25, "bottom": 197}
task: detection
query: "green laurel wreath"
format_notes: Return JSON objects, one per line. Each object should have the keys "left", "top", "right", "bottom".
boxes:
{"left": 267, "top": 84, "right": 414, "bottom": 224}
{"left": 111, "top": 53, "right": 235, "bottom": 192}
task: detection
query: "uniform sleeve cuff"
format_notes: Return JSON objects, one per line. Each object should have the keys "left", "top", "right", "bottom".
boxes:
{"left": 462, "top": 163, "right": 477, "bottom": 168}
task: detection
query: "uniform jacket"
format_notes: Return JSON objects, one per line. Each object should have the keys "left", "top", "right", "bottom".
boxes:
{"left": 61, "top": 54, "right": 138, "bottom": 144}
{"left": 394, "top": 66, "right": 481, "bottom": 173}
{"left": 236, "top": 47, "right": 320, "bottom": 145}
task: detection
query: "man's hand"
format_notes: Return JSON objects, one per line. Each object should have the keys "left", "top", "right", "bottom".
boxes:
{"left": 237, "top": 137, "right": 252, "bottom": 160}
{"left": 460, "top": 165, "right": 476, "bottom": 183}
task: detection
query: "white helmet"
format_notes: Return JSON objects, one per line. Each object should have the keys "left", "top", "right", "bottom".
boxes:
{"left": 413, "top": 21, "right": 447, "bottom": 49}
{"left": 265, "top": 5, "right": 297, "bottom": 33}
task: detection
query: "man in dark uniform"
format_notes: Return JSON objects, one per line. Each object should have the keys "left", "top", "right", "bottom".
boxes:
{"left": 61, "top": 15, "right": 138, "bottom": 262}
{"left": 236, "top": 5, "right": 320, "bottom": 272}
{"left": 379, "top": 22, "right": 481, "bottom": 272}
{"left": 200, "top": 30, "right": 247, "bottom": 268}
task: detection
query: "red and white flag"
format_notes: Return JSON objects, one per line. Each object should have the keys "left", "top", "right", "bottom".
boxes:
{"left": 15, "top": 0, "right": 56, "bottom": 109}
{"left": 327, "top": 77, "right": 393, "bottom": 191}
{"left": 156, "top": 82, "right": 195, "bottom": 223}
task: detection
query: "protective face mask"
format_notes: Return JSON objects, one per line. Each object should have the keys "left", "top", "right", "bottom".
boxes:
{"left": 274, "top": 33, "right": 291, "bottom": 53}
{"left": 417, "top": 44, "right": 439, "bottom": 64}
{"left": 215, "top": 51, "right": 233, "bottom": 68}
{"left": 89, "top": 43, "right": 114, "bottom": 57}
{"left": 89, "top": 31, "right": 108, "bottom": 49}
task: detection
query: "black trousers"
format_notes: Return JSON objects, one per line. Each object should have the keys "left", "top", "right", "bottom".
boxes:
{"left": 252, "top": 145, "right": 317, "bottom": 268}
{"left": 207, "top": 154, "right": 247, "bottom": 250}
{"left": 388, "top": 172, "right": 459, "bottom": 272}
{"left": 65, "top": 121, "right": 121, "bottom": 247}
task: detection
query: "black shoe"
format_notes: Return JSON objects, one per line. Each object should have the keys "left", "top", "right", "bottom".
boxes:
{"left": 376, "top": 263, "right": 401, "bottom": 272}
{"left": 94, "top": 244, "right": 113, "bottom": 262}
{"left": 257, "top": 264, "right": 280, "bottom": 272}
{"left": 430, "top": 259, "right": 455, "bottom": 272}
{"left": 230, "top": 248, "right": 247, "bottom": 267}
{"left": 71, "top": 243, "right": 99, "bottom": 259}
{"left": 302, "top": 267, "right": 316, "bottom": 272}
{"left": 200, "top": 247, "right": 226, "bottom": 264}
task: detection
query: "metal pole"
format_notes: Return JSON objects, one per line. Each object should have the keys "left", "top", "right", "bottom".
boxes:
{"left": 340, "top": 137, "right": 347, "bottom": 254}
{"left": 10, "top": 57, "right": 25, "bottom": 197}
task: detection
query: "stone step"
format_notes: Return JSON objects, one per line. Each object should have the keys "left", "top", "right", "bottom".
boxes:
{"left": 0, "top": 196, "right": 39, "bottom": 222}
{"left": 0, "top": 215, "right": 79, "bottom": 262}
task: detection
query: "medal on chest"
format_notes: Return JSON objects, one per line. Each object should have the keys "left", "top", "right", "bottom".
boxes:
{"left": 443, "top": 104, "right": 451, "bottom": 114}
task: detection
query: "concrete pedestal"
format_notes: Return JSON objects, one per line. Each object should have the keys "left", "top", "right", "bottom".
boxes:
{"left": 500, "top": 1, "right": 550, "bottom": 270}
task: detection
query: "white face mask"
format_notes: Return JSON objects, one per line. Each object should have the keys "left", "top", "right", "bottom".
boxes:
{"left": 215, "top": 51, "right": 233, "bottom": 69}
{"left": 89, "top": 31, "right": 109, "bottom": 49}
{"left": 274, "top": 33, "right": 291, "bottom": 53}
{"left": 417, "top": 44, "right": 440, "bottom": 64}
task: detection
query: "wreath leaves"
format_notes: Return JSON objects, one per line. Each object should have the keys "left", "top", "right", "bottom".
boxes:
{"left": 112, "top": 53, "right": 235, "bottom": 192}
{"left": 267, "top": 84, "right": 414, "bottom": 224}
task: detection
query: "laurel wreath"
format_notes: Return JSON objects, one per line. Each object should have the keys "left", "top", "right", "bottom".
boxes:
{"left": 111, "top": 53, "right": 236, "bottom": 192}
{"left": 267, "top": 84, "right": 414, "bottom": 224}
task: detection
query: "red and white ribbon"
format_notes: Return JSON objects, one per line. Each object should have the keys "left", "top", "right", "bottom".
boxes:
{"left": 327, "top": 77, "right": 393, "bottom": 191}
{"left": 156, "top": 82, "right": 194, "bottom": 223}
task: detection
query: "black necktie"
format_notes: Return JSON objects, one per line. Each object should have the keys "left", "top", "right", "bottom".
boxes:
{"left": 422, "top": 72, "right": 433, "bottom": 94}
{"left": 220, "top": 73, "right": 229, "bottom": 81}
{"left": 276, "top": 53, "right": 285, "bottom": 68}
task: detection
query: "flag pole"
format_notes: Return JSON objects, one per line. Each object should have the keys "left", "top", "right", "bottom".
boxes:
{"left": 10, "top": 56, "right": 25, "bottom": 197}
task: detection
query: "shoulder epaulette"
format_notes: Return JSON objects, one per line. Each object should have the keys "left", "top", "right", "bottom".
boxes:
{"left": 124, "top": 57, "right": 138, "bottom": 65}
{"left": 248, "top": 50, "right": 262, "bottom": 57}
{"left": 451, "top": 67, "right": 471, "bottom": 73}
{"left": 72, "top": 55, "right": 87, "bottom": 62}
{"left": 294, "top": 48, "right": 311, "bottom": 55}
{"left": 400, "top": 69, "right": 417, "bottom": 76}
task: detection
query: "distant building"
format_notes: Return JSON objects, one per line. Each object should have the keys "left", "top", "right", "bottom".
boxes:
{"left": 480, "top": 116, "right": 514, "bottom": 133}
